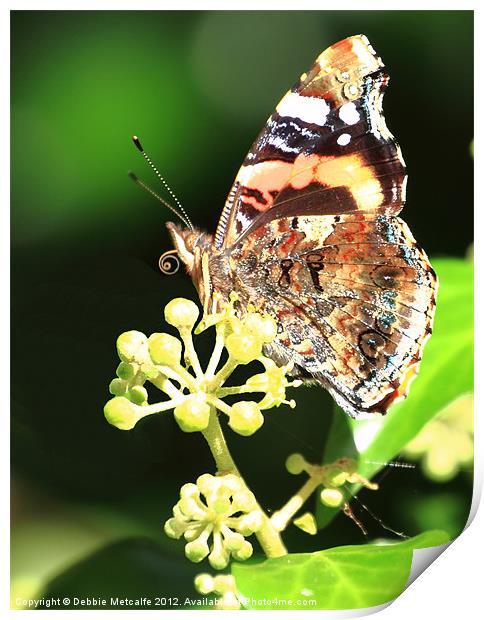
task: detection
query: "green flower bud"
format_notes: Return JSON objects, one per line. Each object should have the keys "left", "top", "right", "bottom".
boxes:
{"left": 320, "top": 487, "right": 345, "bottom": 508}
{"left": 196, "top": 473, "right": 217, "bottom": 496}
{"left": 225, "top": 331, "right": 263, "bottom": 364}
{"left": 220, "top": 474, "right": 243, "bottom": 494}
{"left": 178, "top": 496, "right": 201, "bottom": 518}
{"left": 185, "top": 540, "right": 210, "bottom": 563}
{"left": 164, "top": 517, "right": 186, "bottom": 539}
{"left": 180, "top": 483, "right": 200, "bottom": 499}
{"left": 139, "top": 363, "right": 159, "bottom": 380}
{"left": 242, "top": 313, "right": 278, "bottom": 343}
{"left": 109, "top": 378, "right": 128, "bottom": 397}
{"left": 247, "top": 362, "right": 293, "bottom": 409}
{"left": 116, "top": 331, "right": 148, "bottom": 363}
{"left": 148, "top": 332, "right": 182, "bottom": 367}
{"left": 237, "top": 510, "right": 263, "bottom": 535}
{"left": 233, "top": 540, "right": 253, "bottom": 561}
{"left": 184, "top": 526, "right": 203, "bottom": 542}
{"left": 174, "top": 395, "right": 211, "bottom": 433}
{"left": 246, "top": 372, "right": 269, "bottom": 392}
{"left": 104, "top": 397, "right": 139, "bottom": 430}
{"left": 212, "top": 490, "right": 232, "bottom": 515}
{"left": 293, "top": 512, "right": 317, "bottom": 535}
{"left": 224, "top": 534, "right": 245, "bottom": 553}
{"left": 172, "top": 504, "right": 188, "bottom": 522}
{"left": 321, "top": 465, "right": 347, "bottom": 488}
{"left": 232, "top": 489, "right": 257, "bottom": 513}
{"left": 208, "top": 547, "right": 229, "bottom": 570}
{"left": 164, "top": 298, "right": 199, "bottom": 330}
{"left": 285, "top": 453, "right": 307, "bottom": 475}
{"left": 228, "top": 401, "right": 264, "bottom": 436}
{"left": 116, "top": 361, "right": 136, "bottom": 381}
{"left": 213, "top": 574, "right": 236, "bottom": 593}
{"left": 128, "top": 385, "right": 148, "bottom": 405}
{"left": 194, "top": 573, "right": 215, "bottom": 595}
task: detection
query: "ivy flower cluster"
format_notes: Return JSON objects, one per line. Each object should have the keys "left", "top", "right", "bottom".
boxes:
{"left": 288, "top": 453, "right": 378, "bottom": 508}
{"left": 403, "top": 393, "right": 473, "bottom": 482}
{"left": 164, "top": 473, "right": 263, "bottom": 569}
{"left": 194, "top": 573, "right": 241, "bottom": 610}
{"left": 103, "top": 294, "right": 300, "bottom": 436}
{"left": 102, "top": 293, "right": 387, "bottom": 607}
{"left": 268, "top": 453, "right": 379, "bottom": 535}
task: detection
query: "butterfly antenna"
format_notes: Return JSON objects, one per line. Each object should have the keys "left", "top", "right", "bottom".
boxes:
{"left": 131, "top": 135, "right": 194, "bottom": 231}
{"left": 128, "top": 171, "right": 192, "bottom": 230}
{"left": 362, "top": 460, "right": 416, "bottom": 470}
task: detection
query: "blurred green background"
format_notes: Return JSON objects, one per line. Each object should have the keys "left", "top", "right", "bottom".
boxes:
{"left": 11, "top": 10, "right": 473, "bottom": 609}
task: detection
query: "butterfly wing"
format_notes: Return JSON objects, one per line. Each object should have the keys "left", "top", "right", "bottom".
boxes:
{"left": 208, "top": 35, "right": 437, "bottom": 417}
{"left": 227, "top": 212, "right": 437, "bottom": 417}
{"left": 213, "top": 34, "right": 406, "bottom": 250}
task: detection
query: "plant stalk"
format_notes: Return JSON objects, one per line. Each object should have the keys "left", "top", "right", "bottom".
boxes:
{"left": 270, "top": 477, "right": 321, "bottom": 531}
{"left": 202, "top": 408, "right": 287, "bottom": 558}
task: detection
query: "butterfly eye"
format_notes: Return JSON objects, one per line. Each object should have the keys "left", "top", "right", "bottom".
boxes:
{"left": 158, "top": 249, "right": 180, "bottom": 275}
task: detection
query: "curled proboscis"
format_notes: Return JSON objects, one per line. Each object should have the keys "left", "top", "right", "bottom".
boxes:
{"left": 159, "top": 250, "right": 180, "bottom": 275}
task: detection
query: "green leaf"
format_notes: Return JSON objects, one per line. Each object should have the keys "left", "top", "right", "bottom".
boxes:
{"left": 317, "top": 258, "right": 473, "bottom": 526}
{"left": 316, "top": 406, "right": 356, "bottom": 528}
{"left": 355, "top": 258, "right": 473, "bottom": 479}
{"left": 233, "top": 530, "right": 448, "bottom": 610}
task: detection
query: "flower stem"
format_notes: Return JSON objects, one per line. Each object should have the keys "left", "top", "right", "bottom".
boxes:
{"left": 138, "top": 397, "right": 185, "bottom": 417}
{"left": 153, "top": 364, "right": 197, "bottom": 391}
{"left": 179, "top": 327, "right": 204, "bottom": 381}
{"left": 270, "top": 477, "right": 321, "bottom": 532}
{"left": 205, "top": 324, "right": 226, "bottom": 379}
{"left": 201, "top": 408, "right": 287, "bottom": 558}
{"left": 216, "top": 385, "right": 264, "bottom": 397}
{"left": 150, "top": 375, "right": 183, "bottom": 400}
{"left": 209, "top": 359, "right": 238, "bottom": 390}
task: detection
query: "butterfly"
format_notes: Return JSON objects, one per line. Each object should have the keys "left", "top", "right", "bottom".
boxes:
{"left": 164, "top": 34, "right": 437, "bottom": 419}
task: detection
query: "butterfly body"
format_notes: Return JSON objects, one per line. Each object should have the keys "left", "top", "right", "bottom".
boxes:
{"left": 167, "top": 35, "right": 437, "bottom": 419}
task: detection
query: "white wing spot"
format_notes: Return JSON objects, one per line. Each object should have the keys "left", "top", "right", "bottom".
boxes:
{"left": 339, "top": 102, "right": 360, "bottom": 125}
{"left": 337, "top": 133, "right": 351, "bottom": 146}
{"left": 277, "top": 91, "right": 330, "bottom": 126}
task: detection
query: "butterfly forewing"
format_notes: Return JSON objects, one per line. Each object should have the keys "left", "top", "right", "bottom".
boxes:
{"left": 214, "top": 34, "right": 407, "bottom": 250}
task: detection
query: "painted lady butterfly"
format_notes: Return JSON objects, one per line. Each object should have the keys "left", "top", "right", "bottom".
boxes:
{"left": 166, "top": 35, "right": 437, "bottom": 418}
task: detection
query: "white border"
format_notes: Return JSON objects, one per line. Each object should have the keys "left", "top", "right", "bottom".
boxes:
{"left": 2, "top": 1, "right": 480, "bottom": 9}
{"left": 4, "top": 2, "right": 479, "bottom": 619}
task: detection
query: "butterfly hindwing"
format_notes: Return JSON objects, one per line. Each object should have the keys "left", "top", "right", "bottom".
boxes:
{"left": 228, "top": 213, "right": 436, "bottom": 417}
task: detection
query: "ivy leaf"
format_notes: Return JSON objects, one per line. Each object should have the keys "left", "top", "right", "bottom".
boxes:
{"left": 317, "top": 257, "right": 473, "bottom": 527}
{"left": 354, "top": 258, "right": 473, "bottom": 477}
{"left": 233, "top": 530, "right": 448, "bottom": 610}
